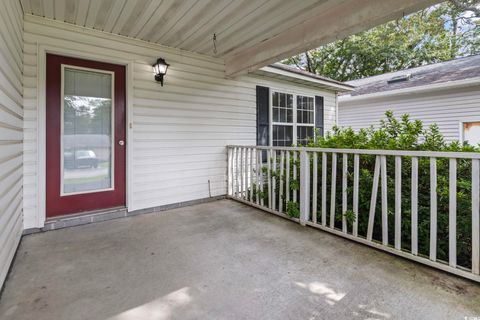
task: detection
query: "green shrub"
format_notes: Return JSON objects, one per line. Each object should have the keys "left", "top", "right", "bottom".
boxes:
{"left": 286, "top": 201, "right": 300, "bottom": 218}
{"left": 309, "top": 111, "right": 479, "bottom": 268}
{"left": 261, "top": 111, "right": 479, "bottom": 269}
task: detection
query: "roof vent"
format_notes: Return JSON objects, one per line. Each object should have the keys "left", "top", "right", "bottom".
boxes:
{"left": 387, "top": 74, "right": 411, "bottom": 84}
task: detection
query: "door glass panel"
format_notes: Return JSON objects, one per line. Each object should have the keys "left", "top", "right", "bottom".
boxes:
{"left": 62, "top": 67, "right": 113, "bottom": 194}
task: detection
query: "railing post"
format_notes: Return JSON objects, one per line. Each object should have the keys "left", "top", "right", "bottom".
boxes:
{"left": 299, "top": 150, "right": 310, "bottom": 226}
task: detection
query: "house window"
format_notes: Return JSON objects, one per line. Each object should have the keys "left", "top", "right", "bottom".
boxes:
{"left": 271, "top": 91, "right": 315, "bottom": 146}
{"left": 462, "top": 121, "right": 480, "bottom": 146}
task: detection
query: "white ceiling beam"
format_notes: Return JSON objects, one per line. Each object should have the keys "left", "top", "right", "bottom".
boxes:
{"left": 225, "top": 0, "right": 441, "bottom": 77}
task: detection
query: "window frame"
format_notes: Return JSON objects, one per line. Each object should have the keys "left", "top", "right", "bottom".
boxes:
{"left": 459, "top": 118, "right": 480, "bottom": 145}
{"left": 269, "top": 88, "right": 316, "bottom": 146}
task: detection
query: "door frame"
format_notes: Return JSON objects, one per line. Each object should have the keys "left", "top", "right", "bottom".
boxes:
{"left": 37, "top": 44, "right": 134, "bottom": 227}
{"left": 59, "top": 63, "right": 116, "bottom": 197}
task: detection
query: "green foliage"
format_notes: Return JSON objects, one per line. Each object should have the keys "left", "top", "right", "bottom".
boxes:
{"left": 344, "top": 210, "right": 356, "bottom": 227}
{"left": 309, "top": 111, "right": 479, "bottom": 268}
{"left": 283, "top": 0, "right": 480, "bottom": 81}
{"left": 286, "top": 201, "right": 300, "bottom": 218}
{"left": 289, "top": 179, "right": 300, "bottom": 191}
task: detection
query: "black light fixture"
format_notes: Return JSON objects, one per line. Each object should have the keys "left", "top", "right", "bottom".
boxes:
{"left": 152, "top": 58, "right": 169, "bottom": 86}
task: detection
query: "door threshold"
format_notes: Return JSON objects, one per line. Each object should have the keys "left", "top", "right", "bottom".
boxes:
{"left": 33, "top": 207, "right": 128, "bottom": 233}
{"left": 47, "top": 206, "right": 126, "bottom": 222}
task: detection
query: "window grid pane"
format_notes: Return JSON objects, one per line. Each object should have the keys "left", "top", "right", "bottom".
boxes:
{"left": 272, "top": 92, "right": 293, "bottom": 124}
{"left": 297, "top": 126, "right": 314, "bottom": 146}
{"left": 297, "top": 95, "right": 314, "bottom": 124}
{"left": 273, "top": 125, "right": 293, "bottom": 147}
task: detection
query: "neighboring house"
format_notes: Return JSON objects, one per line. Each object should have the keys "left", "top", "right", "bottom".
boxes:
{"left": 338, "top": 55, "right": 480, "bottom": 144}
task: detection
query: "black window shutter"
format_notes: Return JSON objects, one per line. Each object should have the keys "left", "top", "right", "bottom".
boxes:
{"left": 256, "top": 86, "right": 269, "bottom": 146}
{"left": 315, "top": 95, "right": 324, "bottom": 137}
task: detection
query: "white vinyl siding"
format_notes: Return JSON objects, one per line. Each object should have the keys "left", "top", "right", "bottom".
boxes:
{"left": 0, "top": 0, "right": 23, "bottom": 288}
{"left": 338, "top": 86, "right": 480, "bottom": 143}
{"left": 22, "top": 15, "right": 338, "bottom": 228}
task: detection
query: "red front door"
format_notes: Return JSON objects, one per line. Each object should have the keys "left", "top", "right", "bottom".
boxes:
{"left": 46, "top": 54, "right": 126, "bottom": 217}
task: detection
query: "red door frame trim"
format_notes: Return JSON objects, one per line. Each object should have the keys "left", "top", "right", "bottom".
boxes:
{"left": 46, "top": 54, "right": 126, "bottom": 218}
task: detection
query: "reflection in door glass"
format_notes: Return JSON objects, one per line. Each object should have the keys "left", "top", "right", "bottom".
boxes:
{"left": 63, "top": 67, "right": 113, "bottom": 194}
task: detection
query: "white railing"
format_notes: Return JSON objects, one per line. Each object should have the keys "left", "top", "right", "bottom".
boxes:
{"left": 227, "top": 145, "right": 480, "bottom": 282}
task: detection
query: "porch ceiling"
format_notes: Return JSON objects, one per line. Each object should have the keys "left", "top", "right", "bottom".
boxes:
{"left": 21, "top": 0, "right": 440, "bottom": 76}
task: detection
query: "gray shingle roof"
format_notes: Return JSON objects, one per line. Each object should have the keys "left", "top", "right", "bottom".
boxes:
{"left": 345, "top": 55, "right": 480, "bottom": 96}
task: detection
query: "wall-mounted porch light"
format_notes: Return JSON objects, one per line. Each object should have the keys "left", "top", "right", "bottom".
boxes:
{"left": 152, "top": 58, "right": 169, "bottom": 86}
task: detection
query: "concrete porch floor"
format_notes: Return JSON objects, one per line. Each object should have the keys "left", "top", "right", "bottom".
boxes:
{"left": 0, "top": 200, "right": 479, "bottom": 320}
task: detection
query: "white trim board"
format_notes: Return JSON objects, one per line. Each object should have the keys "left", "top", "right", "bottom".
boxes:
{"left": 257, "top": 66, "right": 354, "bottom": 92}
{"left": 36, "top": 44, "right": 135, "bottom": 228}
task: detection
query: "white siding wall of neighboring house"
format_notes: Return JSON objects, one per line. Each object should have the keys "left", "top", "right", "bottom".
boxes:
{"left": 0, "top": 0, "right": 24, "bottom": 287}
{"left": 338, "top": 85, "right": 480, "bottom": 142}
{"left": 22, "top": 15, "right": 337, "bottom": 229}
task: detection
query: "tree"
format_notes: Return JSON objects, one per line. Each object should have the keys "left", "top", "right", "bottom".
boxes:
{"left": 283, "top": 0, "right": 480, "bottom": 82}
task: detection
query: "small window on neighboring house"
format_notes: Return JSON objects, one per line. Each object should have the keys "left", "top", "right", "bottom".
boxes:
{"left": 463, "top": 122, "right": 480, "bottom": 146}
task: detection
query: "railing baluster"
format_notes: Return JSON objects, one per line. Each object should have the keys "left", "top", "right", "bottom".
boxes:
{"left": 227, "top": 147, "right": 233, "bottom": 196}
{"left": 330, "top": 153, "right": 337, "bottom": 228}
{"left": 242, "top": 148, "right": 247, "bottom": 200}
{"left": 244, "top": 148, "right": 248, "bottom": 200}
{"left": 235, "top": 147, "right": 240, "bottom": 198}
{"left": 342, "top": 153, "right": 348, "bottom": 233}
{"left": 240, "top": 148, "right": 244, "bottom": 199}
{"left": 272, "top": 150, "right": 277, "bottom": 211}
{"left": 430, "top": 157, "right": 437, "bottom": 262}
{"left": 250, "top": 148, "right": 255, "bottom": 202}
{"left": 279, "top": 151, "right": 285, "bottom": 213}
{"left": 353, "top": 154, "right": 359, "bottom": 237}
{"left": 449, "top": 158, "right": 457, "bottom": 268}
{"left": 300, "top": 151, "right": 311, "bottom": 226}
{"left": 411, "top": 157, "right": 418, "bottom": 255}
{"left": 293, "top": 152, "right": 297, "bottom": 203}
{"left": 286, "top": 151, "right": 290, "bottom": 205}
{"left": 381, "top": 155, "right": 388, "bottom": 246}
{"left": 312, "top": 152, "right": 318, "bottom": 224}
{"left": 256, "top": 149, "right": 260, "bottom": 205}
{"left": 322, "top": 152, "right": 327, "bottom": 227}
{"left": 242, "top": 148, "right": 246, "bottom": 200}
{"left": 259, "top": 150, "right": 264, "bottom": 207}
{"left": 395, "top": 156, "right": 402, "bottom": 250}
{"left": 472, "top": 159, "right": 479, "bottom": 275}
{"left": 267, "top": 149, "right": 272, "bottom": 209}
{"left": 367, "top": 155, "right": 380, "bottom": 241}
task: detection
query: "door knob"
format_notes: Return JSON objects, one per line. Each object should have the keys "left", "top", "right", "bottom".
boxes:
{"left": 118, "top": 140, "right": 125, "bottom": 146}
